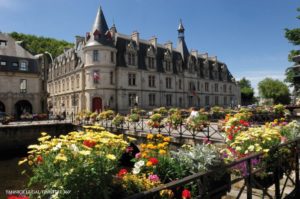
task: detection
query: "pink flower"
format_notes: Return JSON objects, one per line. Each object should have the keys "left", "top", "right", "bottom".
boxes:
{"left": 148, "top": 174, "right": 160, "bottom": 182}
{"left": 135, "top": 152, "right": 141, "bottom": 159}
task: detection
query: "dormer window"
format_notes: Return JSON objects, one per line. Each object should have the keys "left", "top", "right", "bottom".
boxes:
{"left": 163, "top": 50, "right": 172, "bottom": 73}
{"left": 146, "top": 45, "right": 156, "bottom": 70}
{"left": 188, "top": 56, "right": 195, "bottom": 73}
{"left": 221, "top": 65, "right": 227, "bottom": 81}
{"left": 20, "top": 61, "right": 28, "bottom": 71}
{"left": 126, "top": 41, "right": 137, "bottom": 67}
{"left": 0, "top": 40, "right": 7, "bottom": 47}
{"left": 176, "top": 59, "right": 183, "bottom": 73}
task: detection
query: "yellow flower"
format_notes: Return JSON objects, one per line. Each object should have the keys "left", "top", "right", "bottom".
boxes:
{"left": 79, "top": 150, "right": 91, "bottom": 156}
{"left": 147, "top": 143, "right": 154, "bottom": 149}
{"left": 18, "top": 158, "right": 28, "bottom": 165}
{"left": 55, "top": 154, "right": 68, "bottom": 161}
{"left": 106, "top": 154, "right": 116, "bottom": 160}
{"left": 163, "top": 137, "right": 171, "bottom": 142}
{"left": 28, "top": 161, "right": 33, "bottom": 166}
{"left": 156, "top": 134, "right": 163, "bottom": 138}
{"left": 157, "top": 143, "right": 165, "bottom": 149}
{"left": 146, "top": 161, "right": 153, "bottom": 167}
{"left": 147, "top": 134, "right": 154, "bottom": 140}
{"left": 159, "top": 149, "right": 166, "bottom": 155}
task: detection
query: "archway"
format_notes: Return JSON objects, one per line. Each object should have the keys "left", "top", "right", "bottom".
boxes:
{"left": 92, "top": 97, "right": 102, "bottom": 113}
{"left": 15, "top": 100, "right": 32, "bottom": 118}
{"left": 0, "top": 101, "right": 5, "bottom": 112}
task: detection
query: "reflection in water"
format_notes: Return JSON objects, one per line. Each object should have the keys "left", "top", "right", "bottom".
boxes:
{"left": 0, "top": 153, "right": 29, "bottom": 198}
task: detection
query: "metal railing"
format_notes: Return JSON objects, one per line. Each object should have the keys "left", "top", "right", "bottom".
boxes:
{"left": 125, "top": 138, "right": 300, "bottom": 199}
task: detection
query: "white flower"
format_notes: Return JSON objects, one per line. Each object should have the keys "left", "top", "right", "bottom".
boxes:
{"left": 52, "top": 142, "right": 62, "bottom": 151}
{"left": 134, "top": 160, "right": 145, "bottom": 168}
{"left": 70, "top": 144, "right": 79, "bottom": 152}
{"left": 132, "top": 167, "right": 141, "bottom": 174}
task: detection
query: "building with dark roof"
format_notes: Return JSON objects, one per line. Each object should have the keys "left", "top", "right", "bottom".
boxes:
{"left": 47, "top": 6, "right": 240, "bottom": 114}
{"left": 0, "top": 33, "right": 48, "bottom": 116}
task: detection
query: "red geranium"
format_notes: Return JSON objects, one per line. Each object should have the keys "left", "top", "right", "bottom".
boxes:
{"left": 149, "top": 157, "right": 158, "bottom": 165}
{"left": 83, "top": 140, "right": 96, "bottom": 148}
{"left": 227, "top": 134, "right": 233, "bottom": 141}
{"left": 117, "top": 168, "right": 128, "bottom": 178}
{"left": 36, "top": 155, "right": 43, "bottom": 164}
{"left": 182, "top": 189, "right": 191, "bottom": 199}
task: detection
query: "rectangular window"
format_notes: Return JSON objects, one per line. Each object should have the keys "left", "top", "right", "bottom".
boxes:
{"left": 76, "top": 74, "right": 80, "bottom": 88}
{"left": 110, "top": 71, "right": 114, "bottom": 85}
{"left": 197, "top": 81, "right": 200, "bottom": 91}
{"left": 165, "top": 61, "right": 171, "bottom": 71}
{"left": 148, "top": 75, "right": 155, "bottom": 87}
{"left": 215, "top": 96, "right": 219, "bottom": 105}
{"left": 223, "top": 84, "right": 227, "bottom": 93}
{"left": 128, "top": 73, "right": 136, "bottom": 86}
{"left": 224, "top": 96, "right": 227, "bottom": 105}
{"left": 20, "top": 61, "right": 28, "bottom": 71}
{"left": 128, "top": 53, "right": 135, "bottom": 65}
{"left": 0, "top": 40, "right": 7, "bottom": 47}
{"left": 149, "top": 93, "right": 156, "bottom": 106}
{"left": 188, "top": 96, "right": 193, "bottom": 107}
{"left": 197, "top": 98, "right": 201, "bottom": 107}
{"left": 166, "top": 94, "right": 172, "bottom": 106}
{"left": 166, "top": 77, "right": 172, "bottom": 89}
{"left": 129, "top": 93, "right": 137, "bottom": 107}
{"left": 93, "top": 50, "right": 99, "bottom": 62}
{"left": 205, "top": 82, "right": 209, "bottom": 92}
{"left": 12, "top": 62, "right": 18, "bottom": 67}
{"left": 0, "top": 61, "right": 7, "bottom": 66}
{"left": 20, "top": 79, "right": 27, "bottom": 93}
{"left": 179, "top": 97, "right": 183, "bottom": 107}
{"left": 178, "top": 79, "right": 182, "bottom": 89}
{"left": 229, "top": 85, "right": 232, "bottom": 94}
{"left": 93, "top": 71, "right": 100, "bottom": 84}
{"left": 148, "top": 57, "right": 155, "bottom": 69}
{"left": 205, "top": 96, "right": 210, "bottom": 106}
{"left": 215, "top": 83, "right": 218, "bottom": 92}
{"left": 111, "top": 52, "right": 114, "bottom": 63}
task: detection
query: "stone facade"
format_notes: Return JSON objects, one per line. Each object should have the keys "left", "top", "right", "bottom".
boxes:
{"left": 47, "top": 7, "right": 241, "bottom": 115}
{"left": 0, "top": 33, "right": 47, "bottom": 116}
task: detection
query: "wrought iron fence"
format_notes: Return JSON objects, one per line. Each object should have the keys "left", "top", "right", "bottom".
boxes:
{"left": 91, "top": 118, "right": 225, "bottom": 142}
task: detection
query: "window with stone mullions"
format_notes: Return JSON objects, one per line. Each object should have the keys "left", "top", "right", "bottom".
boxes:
{"left": 128, "top": 73, "right": 136, "bottom": 86}
{"left": 148, "top": 57, "right": 155, "bottom": 69}
{"left": 149, "top": 94, "right": 155, "bottom": 106}
{"left": 128, "top": 52, "right": 135, "bottom": 65}
{"left": 93, "top": 50, "right": 99, "bottom": 62}
{"left": 148, "top": 75, "right": 155, "bottom": 87}
{"left": 165, "top": 60, "right": 171, "bottom": 71}
{"left": 166, "top": 77, "right": 172, "bottom": 89}
{"left": 129, "top": 93, "right": 136, "bottom": 107}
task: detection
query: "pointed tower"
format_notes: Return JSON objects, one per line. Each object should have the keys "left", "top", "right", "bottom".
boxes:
{"left": 86, "top": 6, "right": 112, "bottom": 46}
{"left": 176, "top": 19, "right": 189, "bottom": 61}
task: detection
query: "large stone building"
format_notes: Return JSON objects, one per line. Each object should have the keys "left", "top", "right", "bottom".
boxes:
{"left": 0, "top": 33, "right": 48, "bottom": 117}
{"left": 47, "top": 7, "right": 240, "bottom": 115}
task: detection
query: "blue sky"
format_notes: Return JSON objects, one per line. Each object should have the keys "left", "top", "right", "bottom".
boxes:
{"left": 0, "top": 0, "right": 299, "bottom": 94}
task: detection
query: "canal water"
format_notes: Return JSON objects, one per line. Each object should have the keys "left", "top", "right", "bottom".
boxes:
{"left": 0, "top": 151, "right": 30, "bottom": 199}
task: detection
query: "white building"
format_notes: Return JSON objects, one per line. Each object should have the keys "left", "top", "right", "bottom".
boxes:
{"left": 47, "top": 6, "right": 240, "bottom": 115}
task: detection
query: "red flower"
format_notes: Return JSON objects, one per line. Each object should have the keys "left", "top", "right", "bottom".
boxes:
{"left": 36, "top": 155, "right": 43, "bottom": 164}
{"left": 228, "top": 134, "right": 233, "bottom": 141}
{"left": 182, "top": 189, "right": 191, "bottom": 199}
{"left": 83, "top": 140, "right": 96, "bottom": 148}
{"left": 149, "top": 157, "right": 159, "bottom": 165}
{"left": 126, "top": 146, "right": 133, "bottom": 153}
{"left": 117, "top": 168, "right": 128, "bottom": 178}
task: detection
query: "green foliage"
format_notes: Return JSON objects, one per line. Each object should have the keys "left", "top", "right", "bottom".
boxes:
{"left": 9, "top": 32, "right": 73, "bottom": 58}
{"left": 258, "top": 78, "right": 291, "bottom": 104}
{"left": 238, "top": 77, "right": 255, "bottom": 105}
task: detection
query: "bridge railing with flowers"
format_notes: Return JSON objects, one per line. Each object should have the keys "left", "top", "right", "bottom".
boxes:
{"left": 125, "top": 137, "right": 300, "bottom": 199}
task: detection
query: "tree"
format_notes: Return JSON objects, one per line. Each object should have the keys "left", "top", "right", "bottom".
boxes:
{"left": 285, "top": 7, "right": 300, "bottom": 85}
{"left": 258, "top": 78, "right": 291, "bottom": 104}
{"left": 9, "top": 32, "right": 73, "bottom": 58}
{"left": 237, "top": 77, "right": 255, "bottom": 105}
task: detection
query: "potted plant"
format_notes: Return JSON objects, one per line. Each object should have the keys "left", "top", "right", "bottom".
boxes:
{"left": 165, "top": 110, "right": 183, "bottom": 129}
{"left": 185, "top": 114, "right": 209, "bottom": 131}
{"left": 112, "top": 114, "right": 125, "bottom": 128}
{"left": 147, "top": 113, "right": 164, "bottom": 128}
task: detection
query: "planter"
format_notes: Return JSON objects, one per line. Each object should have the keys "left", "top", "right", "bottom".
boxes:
{"left": 199, "top": 172, "right": 231, "bottom": 199}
